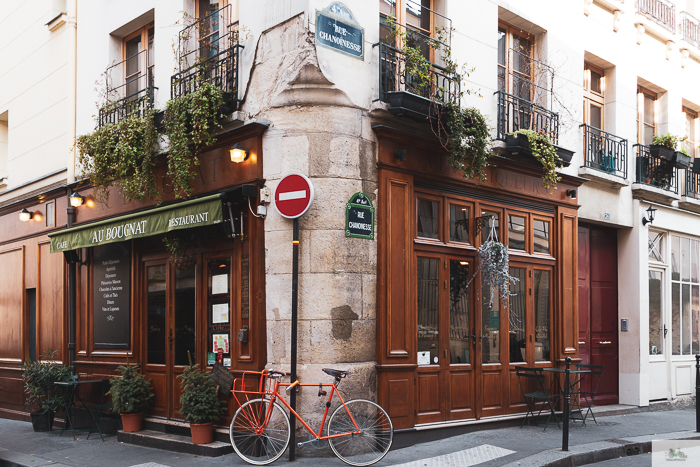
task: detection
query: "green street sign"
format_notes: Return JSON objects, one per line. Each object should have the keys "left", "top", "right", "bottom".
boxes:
{"left": 345, "top": 192, "right": 374, "bottom": 240}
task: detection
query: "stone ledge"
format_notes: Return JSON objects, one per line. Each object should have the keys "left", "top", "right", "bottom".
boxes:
{"left": 631, "top": 183, "right": 681, "bottom": 204}
{"left": 578, "top": 166, "right": 629, "bottom": 189}
{"left": 679, "top": 196, "right": 700, "bottom": 214}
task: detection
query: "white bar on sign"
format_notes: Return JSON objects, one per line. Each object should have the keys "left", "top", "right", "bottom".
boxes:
{"left": 279, "top": 190, "right": 306, "bottom": 201}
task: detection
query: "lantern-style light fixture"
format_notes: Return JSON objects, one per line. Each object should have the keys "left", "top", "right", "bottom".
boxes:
{"left": 642, "top": 205, "right": 657, "bottom": 226}
{"left": 19, "top": 208, "right": 33, "bottom": 222}
{"left": 229, "top": 143, "right": 249, "bottom": 163}
{"left": 69, "top": 192, "right": 85, "bottom": 207}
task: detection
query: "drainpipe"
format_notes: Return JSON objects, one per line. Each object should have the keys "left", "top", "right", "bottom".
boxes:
{"left": 66, "top": 0, "right": 78, "bottom": 375}
{"left": 66, "top": 0, "right": 77, "bottom": 184}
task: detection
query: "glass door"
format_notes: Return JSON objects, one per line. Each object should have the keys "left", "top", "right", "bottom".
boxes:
{"left": 143, "top": 259, "right": 198, "bottom": 419}
{"left": 648, "top": 268, "right": 668, "bottom": 400}
{"left": 415, "top": 254, "right": 476, "bottom": 423}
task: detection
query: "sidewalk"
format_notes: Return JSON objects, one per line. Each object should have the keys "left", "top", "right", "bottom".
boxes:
{"left": 0, "top": 404, "right": 698, "bottom": 467}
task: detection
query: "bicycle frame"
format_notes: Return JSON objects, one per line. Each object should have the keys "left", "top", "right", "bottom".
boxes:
{"left": 243, "top": 377, "right": 362, "bottom": 442}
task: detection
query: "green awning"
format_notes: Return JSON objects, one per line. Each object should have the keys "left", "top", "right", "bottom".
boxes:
{"left": 49, "top": 194, "right": 223, "bottom": 253}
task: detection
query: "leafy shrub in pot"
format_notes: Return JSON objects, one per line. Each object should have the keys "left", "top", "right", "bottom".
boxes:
{"left": 22, "top": 349, "right": 69, "bottom": 431}
{"left": 178, "top": 363, "right": 226, "bottom": 444}
{"left": 108, "top": 363, "right": 154, "bottom": 432}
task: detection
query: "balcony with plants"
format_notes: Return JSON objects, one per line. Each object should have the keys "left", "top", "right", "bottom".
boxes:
{"left": 376, "top": 9, "right": 460, "bottom": 120}
{"left": 171, "top": 3, "right": 241, "bottom": 111}
{"left": 579, "top": 124, "right": 629, "bottom": 187}
{"left": 633, "top": 142, "right": 681, "bottom": 203}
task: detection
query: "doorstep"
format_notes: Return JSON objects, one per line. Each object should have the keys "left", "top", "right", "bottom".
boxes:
{"left": 117, "top": 429, "right": 232, "bottom": 457}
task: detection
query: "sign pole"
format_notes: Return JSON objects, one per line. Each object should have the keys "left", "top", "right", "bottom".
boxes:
{"left": 289, "top": 218, "right": 300, "bottom": 461}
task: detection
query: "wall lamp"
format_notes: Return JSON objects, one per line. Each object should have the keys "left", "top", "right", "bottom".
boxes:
{"left": 394, "top": 149, "right": 407, "bottom": 161}
{"left": 229, "top": 143, "right": 249, "bottom": 163}
{"left": 69, "top": 192, "right": 85, "bottom": 207}
{"left": 19, "top": 208, "right": 33, "bottom": 222}
{"left": 642, "top": 205, "right": 657, "bottom": 226}
{"left": 566, "top": 189, "right": 577, "bottom": 199}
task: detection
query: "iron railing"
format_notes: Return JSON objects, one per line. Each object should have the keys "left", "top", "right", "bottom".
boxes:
{"left": 634, "top": 144, "right": 678, "bottom": 193}
{"left": 99, "top": 49, "right": 155, "bottom": 127}
{"left": 580, "top": 124, "right": 628, "bottom": 179}
{"left": 377, "top": 41, "right": 460, "bottom": 105}
{"left": 172, "top": 4, "right": 240, "bottom": 103}
{"left": 681, "top": 11, "right": 700, "bottom": 48}
{"left": 495, "top": 90, "right": 559, "bottom": 144}
{"left": 685, "top": 171, "right": 700, "bottom": 199}
{"left": 638, "top": 0, "right": 676, "bottom": 32}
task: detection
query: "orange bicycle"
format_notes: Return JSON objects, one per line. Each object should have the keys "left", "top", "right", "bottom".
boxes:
{"left": 230, "top": 368, "right": 393, "bottom": 466}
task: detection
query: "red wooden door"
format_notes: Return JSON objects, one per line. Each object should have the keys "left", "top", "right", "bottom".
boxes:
{"left": 578, "top": 224, "right": 619, "bottom": 405}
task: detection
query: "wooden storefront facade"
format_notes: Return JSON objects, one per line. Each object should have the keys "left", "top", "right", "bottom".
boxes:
{"left": 0, "top": 122, "right": 268, "bottom": 425}
{"left": 373, "top": 126, "right": 584, "bottom": 429}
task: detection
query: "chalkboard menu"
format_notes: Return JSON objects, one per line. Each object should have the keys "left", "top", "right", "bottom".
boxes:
{"left": 93, "top": 243, "right": 131, "bottom": 349}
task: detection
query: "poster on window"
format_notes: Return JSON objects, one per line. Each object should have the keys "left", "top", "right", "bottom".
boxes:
{"left": 212, "top": 273, "right": 228, "bottom": 294}
{"left": 213, "top": 333, "right": 229, "bottom": 353}
{"left": 212, "top": 303, "right": 229, "bottom": 324}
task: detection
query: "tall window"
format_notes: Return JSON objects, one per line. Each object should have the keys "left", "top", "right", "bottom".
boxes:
{"left": 583, "top": 63, "right": 604, "bottom": 130}
{"left": 380, "top": 0, "right": 434, "bottom": 59}
{"left": 684, "top": 107, "right": 698, "bottom": 158}
{"left": 638, "top": 87, "right": 656, "bottom": 145}
{"left": 122, "top": 24, "right": 154, "bottom": 99}
{"left": 497, "top": 24, "right": 534, "bottom": 100}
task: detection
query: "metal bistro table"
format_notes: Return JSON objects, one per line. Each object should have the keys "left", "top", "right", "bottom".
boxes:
{"left": 53, "top": 379, "right": 108, "bottom": 441}
{"left": 542, "top": 367, "right": 591, "bottom": 425}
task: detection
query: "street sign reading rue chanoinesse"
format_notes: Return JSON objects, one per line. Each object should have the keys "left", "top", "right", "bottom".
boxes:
{"left": 274, "top": 173, "right": 315, "bottom": 219}
{"left": 345, "top": 192, "right": 374, "bottom": 240}
{"left": 315, "top": 3, "right": 364, "bottom": 60}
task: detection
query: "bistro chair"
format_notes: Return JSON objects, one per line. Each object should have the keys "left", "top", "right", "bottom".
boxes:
{"left": 86, "top": 379, "right": 120, "bottom": 439}
{"left": 515, "top": 366, "right": 560, "bottom": 431}
{"left": 576, "top": 363, "right": 604, "bottom": 424}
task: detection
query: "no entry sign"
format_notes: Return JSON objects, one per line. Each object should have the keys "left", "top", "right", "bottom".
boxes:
{"left": 274, "top": 173, "right": 314, "bottom": 219}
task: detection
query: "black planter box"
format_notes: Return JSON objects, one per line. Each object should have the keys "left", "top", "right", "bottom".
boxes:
{"left": 692, "top": 157, "right": 700, "bottom": 174}
{"left": 672, "top": 151, "right": 692, "bottom": 170}
{"left": 386, "top": 91, "right": 441, "bottom": 121}
{"left": 30, "top": 412, "right": 54, "bottom": 432}
{"left": 505, "top": 133, "right": 573, "bottom": 167}
{"left": 649, "top": 144, "right": 675, "bottom": 161}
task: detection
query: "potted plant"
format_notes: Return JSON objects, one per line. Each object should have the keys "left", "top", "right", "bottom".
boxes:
{"left": 108, "top": 363, "right": 154, "bottom": 432}
{"left": 178, "top": 363, "right": 225, "bottom": 444}
{"left": 162, "top": 234, "right": 196, "bottom": 270}
{"left": 22, "top": 350, "right": 69, "bottom": 432}
{"left": 506, "top": 130, "right": 562, "bottom": 189}
{"left": 675, "top": 148, "right": 692, "bottom": 170}
{"left": 650, "top": 133, "right": 680, "bottom": 160}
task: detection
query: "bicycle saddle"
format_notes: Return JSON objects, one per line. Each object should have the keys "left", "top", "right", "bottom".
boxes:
{"left": 322, "top": 368, "right": 349, "bottom": 378}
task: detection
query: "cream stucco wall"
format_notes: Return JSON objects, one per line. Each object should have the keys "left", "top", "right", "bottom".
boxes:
{"left": 0, "top": 0, "right": 76, "bottom": 200}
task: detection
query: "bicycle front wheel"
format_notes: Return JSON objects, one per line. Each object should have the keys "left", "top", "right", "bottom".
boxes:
{"left": 230, "top": 398, "right": 290, "bottom": 465}
{"left": 327, "top": 399, "right": 393, "bottom": 466}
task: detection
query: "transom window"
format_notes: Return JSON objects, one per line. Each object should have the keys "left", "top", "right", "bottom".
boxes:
{"left": 649, "top": 230, "right": 665, "bottom": 262}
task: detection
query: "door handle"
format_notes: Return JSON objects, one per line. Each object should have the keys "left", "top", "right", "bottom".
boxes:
{"left": 578, "top": 341, "right": 585, "bottom": 345}
{"left": 168, "top": 329, "right": 173, "bottom": 351}
{"left": 599, "top": 341, "right": 612, "bottom": 345}
{"left": 663, "top": 325, "right": 668, "bottom": 338}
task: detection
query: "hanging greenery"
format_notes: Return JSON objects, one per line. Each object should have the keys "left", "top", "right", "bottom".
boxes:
{"left": 385, "top": 16, "right": 492, "bottom": 182}
{"left": 513, "top": 129, "right": 561, "bottom": 190}
{"left": 76, "top": 107, "right": 159, "bottom": 205}
{"left": 164, "top": 82, "right": 225, "bottom": 199}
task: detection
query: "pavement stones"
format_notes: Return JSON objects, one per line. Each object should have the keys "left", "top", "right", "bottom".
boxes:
{"left": 1, "top": 404, "right": 699, "bottom": 467}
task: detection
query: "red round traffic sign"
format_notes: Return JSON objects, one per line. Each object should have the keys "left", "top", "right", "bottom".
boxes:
{"left": 274, "top": 173, "right": 314, "bottom": 219}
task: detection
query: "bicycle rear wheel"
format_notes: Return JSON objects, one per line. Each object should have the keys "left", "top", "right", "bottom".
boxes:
{"left": 327, "top": 399, "right": 393, "bottom": 466}
{"left": 230, "top": 398, "right": 290, "bottom": 465}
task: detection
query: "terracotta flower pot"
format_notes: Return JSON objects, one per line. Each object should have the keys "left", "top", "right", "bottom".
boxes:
{"left": 120, "top": 412, "right": 143, "bottom": 432}
{"left": 190, "top": 422, "right": 214, "bottom": 445}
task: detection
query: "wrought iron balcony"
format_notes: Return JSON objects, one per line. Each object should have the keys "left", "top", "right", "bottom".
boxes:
{"left": 171, "top": 4, "right": 241, "bottom": 107}
{"left": 98, "top": 49, "right": 155, "bottom": 127}
{"left": 377, "top": 42, "right": 460, "bottom": 114}
{"left": 495, "top": 90, "right": 559, "bottom": 144}
{"left": 580, "top": 124, "right": 628, "bottom": 179}
{"left": 634, "top": 144, "right": 678, "bottom": 193}
{"left": 638, "top": 0, "right": 676, "bottom": 33}
{"left": 685, "top": 171, "right": 700, "bottom": 199}
{"left": 681, "top": 11, "right": 700, "bottom": 48}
